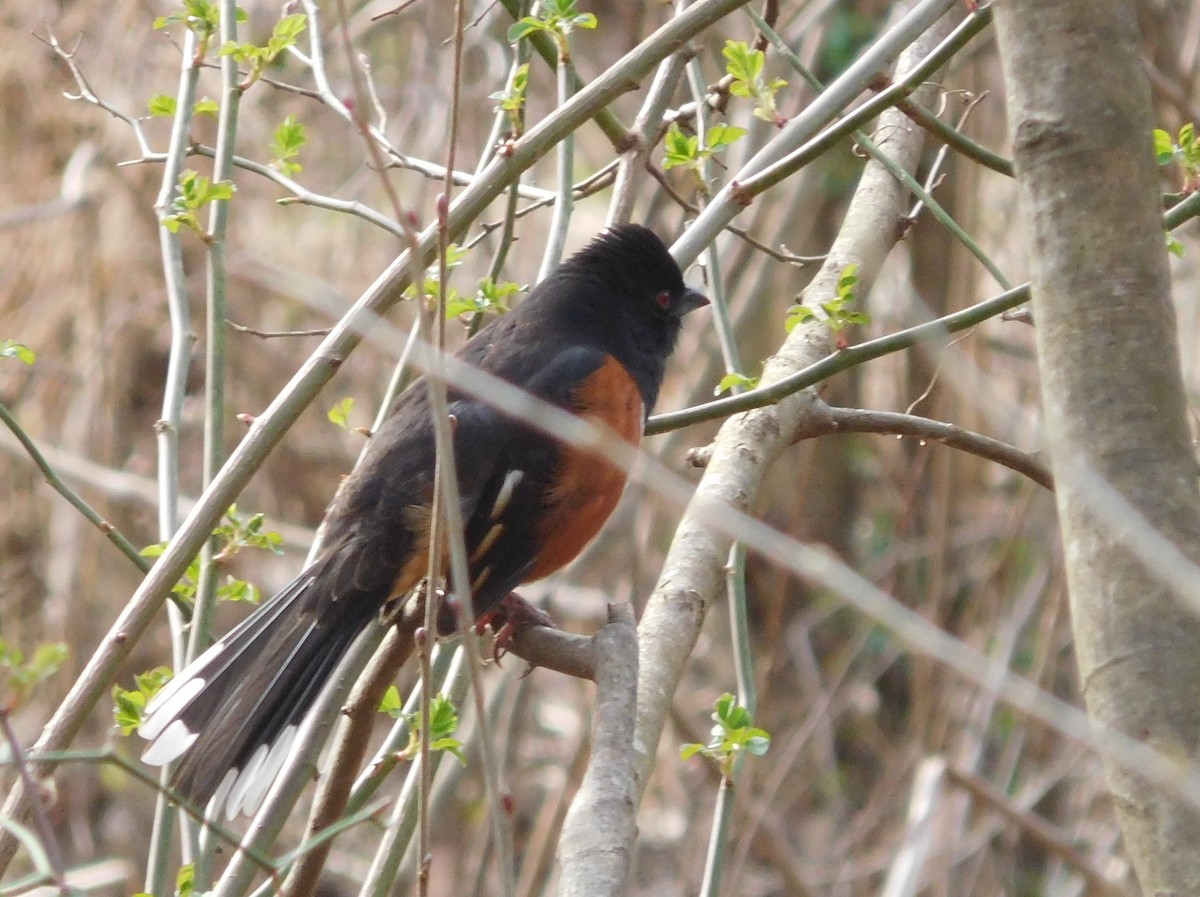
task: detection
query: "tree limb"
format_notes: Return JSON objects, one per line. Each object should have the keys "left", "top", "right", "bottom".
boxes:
{"left": 556, "top": 604, "right": 639, "bottom": 897}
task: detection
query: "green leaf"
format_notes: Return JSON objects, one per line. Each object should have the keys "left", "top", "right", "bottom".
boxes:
{"left": 176, "top": 862, "right": 195, "bottom": 897}
{"left": 154, "top": 0, "right": 221, "bottom": 36}
{"left": 427, "top": 694, "right": 460, "bottom": 741}
{"left": 680, "top": 692, "right": 771, "bottom": 773}
{"left": 113, "top": 665, "right": 172, "bottom": 735}
{"left": 430, "top": 737, "right": 467, "bottom": 765}
{"left": 1181, "top": 122, "right": 1195, "bottom": 151}
{"left": 706, "top": 123, "right": 747, "bottom": 150}
{"left": 271, "top": 114, "right": 306, "bottom": 176}
{"left": 327, "top": 396, "right": 355, "bottom": 429}
{"left": 217, "top": 578, "right": 260, "bottom": 603}
{"left": 663, "top": 123, "right": 698, "bottom": 170}
{"left": 722, "top": 39, "right": 785, "bottom": 126}
{"left": 2, "top": 639, "right": 68, "bottom": 710}
{"left": 0, "top": 339, "right": 35, "bottom": 365}
{"left": 148, "top": 94, "right": 178, "bottom": 117}
{"left": 722, "top": 40, "right": 760, "bottom": 85}
{"left": 571, "top": 12, "right": 598, "bottom": 29}
{"left": 745, "top": 732, "right": 772, "bottom": 756}
{"left": 785, "top": 305, "right": 816, "bottom": 333}
{"left": 265, "top": 13, "right": 308, "bottom": 62}
{"left": 836, "top": 263, "right": 859, "bottom": 298}
{"left": 714, "top": 371, "right": 759, "bottom": 396}
{"left": 507, "top": 17, "right": 546, "bottom": 42}
{"left": 1166, "top": 231, "right": 1186, "bottom": 257}
{"left": 379, "top": 684, "right": 403, "bottom": 718}
{"left": 193, "top": 97, "right": 220, "bottom": 117}
{"left": 112, "top": 686, "right": 147, "bottom": 735}
{"left": 135, "top": 666, "right": 173, "bottom": 699}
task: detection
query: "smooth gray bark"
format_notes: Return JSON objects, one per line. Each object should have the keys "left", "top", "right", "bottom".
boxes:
{"left": 995, "top": 2, "right": 1200, "bottom": 893}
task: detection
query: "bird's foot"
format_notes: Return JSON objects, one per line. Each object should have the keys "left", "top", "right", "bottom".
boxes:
{"left": 477, "top": 592, "right": 556, "bottom": 662}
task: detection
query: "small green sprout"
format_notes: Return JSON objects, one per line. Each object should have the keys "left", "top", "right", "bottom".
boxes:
{"left": 445, "top": 277, "right": 519, "bottom": 320}
{"left": 1, "top": 640, "right": 68, "bottom": 713}
{"left": 490, "top": 63, "right": 530, "bottom": 137}
{"left": 1155, "top": 124, "right": 1200, "bottom": 192}
{"left": 270, "top": 115, "right": 306, "bottom": 176}
{"left": 327, "top": 397, "right": 355, "bottom": 430}
{"left": 380, "top": 689, "right": 466, "bottom": 766}
{"left": 162, "top": 169, "right": 236, "bottom": 239}
{"left": 508, "top": 0, "right": 597, "bottom": 61}
{"left": 0, "top": 340, "right": 35, "bottom": 365}
{"left": 663, "top": 122, "right": 747, "bottom": 193}
{"left": 219, "top": 13, "right": 307, "bottom": 90}
{"left": 140, "top": 505, "right": 283, "bottom": 608}
{"left": 113, "top": 666, "right": 173, "bottom": 735}
{"left": 723, "top": 40, "right": 787, "bottom": 127}
{"left": 714, "top": 371, "right": 760, "bottom": 396}
{"left": 785, "top": 263, "right": 868, "bottom": 346}
{"left": 681, "top": 693, "right": 771, "bottom": 781}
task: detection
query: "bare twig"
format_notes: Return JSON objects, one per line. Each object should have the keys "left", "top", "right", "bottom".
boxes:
{"left": 946, "top": 765, "right": 1133, "bottom": 897}
{"left": 225, "top": 319, "right": 332, "bottom": 339}
{"left": 0, "top": 712, "right": 68, "bottom": 894}
{"left": 278, "top": 616, "right": 419, "bottom": 897}
{"left": 821, "top": 405, "right": 1052, "bottom": 491}
{"left": 0, "top": 402, "right": 151, "bottom": 574}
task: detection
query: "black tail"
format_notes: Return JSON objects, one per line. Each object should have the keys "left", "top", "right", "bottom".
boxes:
{"left": 139, "top": 570, "right": 375, "bottom": 818}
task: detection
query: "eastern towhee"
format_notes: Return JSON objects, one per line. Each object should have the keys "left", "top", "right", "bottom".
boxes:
{"left": 139, "top": 224, "right": 707, "bottom": 817}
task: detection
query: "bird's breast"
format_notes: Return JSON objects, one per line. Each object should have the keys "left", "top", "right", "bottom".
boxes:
{"left": 529, "top": 356, "right": 644, "bottom": 580}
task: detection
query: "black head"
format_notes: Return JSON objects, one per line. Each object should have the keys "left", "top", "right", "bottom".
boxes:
{"left": 556, "top": 224, "right": 709, "bottom": 324}
{"left": 551, "top": 224, "right": 708, "bottom": 410}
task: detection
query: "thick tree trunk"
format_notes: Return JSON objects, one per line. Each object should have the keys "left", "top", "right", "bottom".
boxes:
{"left": 995, "top": 2, "right": 1200, "bottom": 893}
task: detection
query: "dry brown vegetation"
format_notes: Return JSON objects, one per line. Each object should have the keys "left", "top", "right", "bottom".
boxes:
{"left": 2, "top": 1, "right": 1199, "bottom": 896}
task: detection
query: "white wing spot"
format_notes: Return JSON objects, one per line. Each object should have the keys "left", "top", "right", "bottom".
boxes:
{"left": 469, "top": 523, "right": 504, "bottom": 564}
{"left": 208, "top": 768, "right": 238, "bottom": 819}
{"left": 491, "top": 470, "right": 524, "bottom": 519}
{"left": 238, "top": 725, "right": 299, "bottom": 818}
{"left": 140, "top": 719, "right": 199, "bottom": 767}
{"left": 225, "top": 742, "right": 270, "bottom": 820}
{"left": 139, "top": 674, "right": 208, "bottom": 740}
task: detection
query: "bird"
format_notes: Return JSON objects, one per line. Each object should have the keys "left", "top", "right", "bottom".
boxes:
{"left": 137, "top": 224, "right": 708, "bottom": 818}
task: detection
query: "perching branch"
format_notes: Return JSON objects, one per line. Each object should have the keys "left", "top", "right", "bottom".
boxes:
{"left": 556, "top": 604, "right": 639, "bottom": 897}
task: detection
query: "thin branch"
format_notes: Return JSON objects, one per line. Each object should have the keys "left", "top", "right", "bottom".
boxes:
{"left": 0, "top": 402, "right": 151, "bottom": 574}
{"left": 945, "top": 765, "right": 1133, "bottom": 897}
{"left": 0, "top": 712, "right": 67, "bottom": 895}
{"left": 39, "top": 31, "right": 153, "bottom": 158}
{"left": 671, "top": 0, "right": 966, "bottom": 266}
{"left": 537, "top": 49, "right": 578, "bottom": 279}
{"left": 646, "top": 282, "right": 1031, "bottom": 434}
{"left": 893, "top": 93, "right": 1014, "bottom": 177}
{"left": 820, "top": 405, "right": 1052, "bottom": 491}
{"left": 732, "top": 9, "right": 991, "bottom": 201}
{"left": 751, "top": 6, "right": 1011, "bottom": 290}
{"left": 0, "top": 431, "right": 314, "bottom": 552}
{"left": 608, "top": 51, "right": 688, "bottom": 226}
{"left": 279, "top": 617, "right": 418, "bottom": 897}
{"left": 497, "top": 0, "right": 632, "bottom": 149}
{"left": 225, "top": 319, "right": 332, "bottom": 339}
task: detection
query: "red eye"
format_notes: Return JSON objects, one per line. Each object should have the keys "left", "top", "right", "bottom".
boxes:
{"left": 655, "top": 290, "right": 672, "bottom": 309}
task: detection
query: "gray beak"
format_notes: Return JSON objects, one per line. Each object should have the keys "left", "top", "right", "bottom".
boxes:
{"left": 678, "top": 286, "right": 709, "bottom": 316}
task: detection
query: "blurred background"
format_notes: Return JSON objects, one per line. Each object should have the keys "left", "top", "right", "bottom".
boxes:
{"left": 1, "top": 1, "right": 1197, "bottom": 895}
